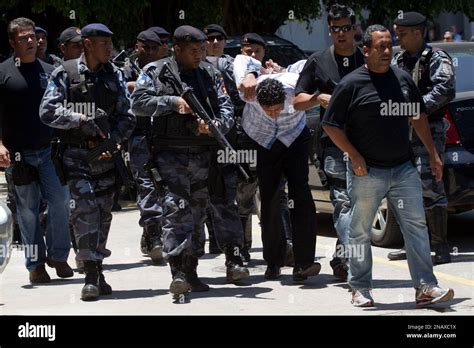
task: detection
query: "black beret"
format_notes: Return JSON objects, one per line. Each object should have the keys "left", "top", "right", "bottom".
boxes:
{"left": 81, "top": 23, "right": 113, "bottom": 38}
{"left": 35, "top": 26, "right": 47, "bottom": 36}
{"left": 173, "top": 25, "right": 207, "bottom": 43}
{"left": 148, "top": 26, "right": 170, "bottom": 38}
{"left": 59, "top": 27, "right": 82, "bottom": 43}
{"left": 137, "top": 30, "right": 161, "bottom": 44}
{"left": 242, "top": 33, "right": 266, "bottom": 48}
{"left": 203, "top": 24, "right": 228, "bottom": 39}
{"left": 394, "top": 11, "right": 426, "bottom": 27}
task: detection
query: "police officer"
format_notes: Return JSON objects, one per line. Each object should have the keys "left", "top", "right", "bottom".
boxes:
{"left": 389, "top": 12, "right": 455, "bottom": 264}
{"left": 147, "top": 26, "right": 171, "bottom": 60}
{"left": 58, "top": 27, "right": 83, "bottom": 61}
{"left": 124, "top": 30, "right": 165, "bottom": 263}
{"left": 202, "top": 24, "right": 232, "bottom": 256}
{"left": 131, "top": 25, "right": 236, "bottom": 298}
{"left": 35, "top": 26, "right": 62, "bottom": 67}
{"left": 202, "top": 24, "right": 250, "bottom": 281}
{"left": 40, "top": 23, "right": 136, "bottom": 301}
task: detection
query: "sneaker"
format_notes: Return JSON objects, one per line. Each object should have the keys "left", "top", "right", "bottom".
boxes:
{"left": 415, "top": 284, "right": 454, "bottom": 308}
{"left": 351, "top": 288, "right": 374, "bottom": 307}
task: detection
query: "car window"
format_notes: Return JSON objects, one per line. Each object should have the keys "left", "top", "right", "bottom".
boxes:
{"left": 450, "top": 52, "right": 474, "bottom": 93}
{"left": 224, "top": 36, "right": 307, "bottom": 68}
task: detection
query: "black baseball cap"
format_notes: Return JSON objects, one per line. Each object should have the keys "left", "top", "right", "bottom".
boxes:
{"left": 242, "top": 33, "right": 266, "bottom": 48}
{"left": 137, "top": 30, "right": 161, "bottom": 44}
{"left": 59, "top": 27, "right": 82, "bottom": 43}
{"left": 203, "top": 24, "right": 228, "bottom": 39}
{"left": 81, "top": 23, "right": 113, "bottom": 38}
{"left": 35, "top": 26, "right": 47, "bottom": 36}
{"left": 173, "top": 25, "right": 207, "bottom": 43}
{"left": 148, "top": 26, "right": 170, "bottom": 38}
{"left": 394, "top": 11, "right": 427, "bottom": 27}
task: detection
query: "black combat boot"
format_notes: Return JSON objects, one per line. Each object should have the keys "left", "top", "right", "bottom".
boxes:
{"left": 147, "top": 223, "right": 164, "bottom": 264}
{"left": 225, "top": 245, "right": 250, "bottom": 284}
{"left": 97, "top": 260, "right": 112, "bottom": 295}
{"left": 169, "top": 255, "right": 191, "bottom": 296}
{"left": 240, "top": 216, "right": 252, "bottom": 263}
{"left": 426, "top": 206, "right": 451, "bottom": 265}
{"left": 81, "top": 260, "right": 99, "bottom": 301}
{"left": 182, "top": 254, "right": 209, "bottom": 292}
{"left": 140, "top": 226, "right": 152, "bottom": 255}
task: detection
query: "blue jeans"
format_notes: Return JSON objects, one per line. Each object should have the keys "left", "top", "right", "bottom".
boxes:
{"left": 323, "top": 147, "right": 351, "bottom": 247}
{"left": 346, "top": 160, "right": 437, "bottom": 290}
{"left": 11, "top": 146, "right": 71, "bottom": 271}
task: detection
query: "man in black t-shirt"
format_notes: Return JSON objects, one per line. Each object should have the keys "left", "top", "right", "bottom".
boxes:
{"left": 322, "top": 25, "right": 454, "bottom": 308}
{"left": 294, "top": 4, "right": 364, "bottom": 281}
{"left": 0, "top": 17, "right": 72, "bottom": 284}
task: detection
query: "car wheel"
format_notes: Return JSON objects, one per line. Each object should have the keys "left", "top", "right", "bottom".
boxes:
{"left": 371, "top": 199, "right": 403, "bottom": 247}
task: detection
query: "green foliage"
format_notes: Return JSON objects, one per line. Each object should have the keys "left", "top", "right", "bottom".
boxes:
{"left": 1, "top": 0, "right": 473, "bottom": 42}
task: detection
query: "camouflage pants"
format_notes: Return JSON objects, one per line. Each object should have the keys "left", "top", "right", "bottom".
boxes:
{"left": 155, "top": 149, "right": 210, "bottom": 259}
{"left": 412, "top": 119, "right": 449, "bottom": 209}
{"left": 63, "top": 148, "right": 116, "bottom": 261}
{"left": 128, "top": 134, "right": 162, "bottom": 227}
{"left": 207, "top": 164, "right": 243, "bottom": 249}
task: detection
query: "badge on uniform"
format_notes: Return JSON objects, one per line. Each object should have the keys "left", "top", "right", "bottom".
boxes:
{"left": 47, "top": 79, "right": 57, "bottom": 91}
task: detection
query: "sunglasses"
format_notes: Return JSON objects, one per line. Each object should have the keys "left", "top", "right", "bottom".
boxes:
{"left": 207, "top": 35, "right": 225, "bottom": 42}
{"left": 159, "top": 37, "right": 170, "bottom": 45}
{"left": 330, "top": 25, "right": 354, "bottom": 33}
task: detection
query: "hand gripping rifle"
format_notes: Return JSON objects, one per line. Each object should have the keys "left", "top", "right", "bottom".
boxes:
{"left": 85, "top": 108, "right": 135, "bottom": 187}
{"left": 159, "top": 62, "right": 250, "bottom": 181}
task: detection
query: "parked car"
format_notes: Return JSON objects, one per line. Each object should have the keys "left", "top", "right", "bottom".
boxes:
{"left": 224, "top": 34, "right": 308, "bottom": 68}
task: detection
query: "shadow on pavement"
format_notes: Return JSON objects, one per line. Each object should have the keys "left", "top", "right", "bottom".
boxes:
{"left": 188, "top": 285, "right": 274, "bottom": 300}
{"left": 21, "top": 277, "right": 84, "bottom": 288}
{"left": 100, "top": 288, "right": 169, "bottom": 300}
{"left": 361, "top": 297, "right": 469, "bottom": 312}
{"left": 279, "top": 273, "right": 332, "bottom": 290}
{"left": 332, "top": 278, "right": 414, "bottom": 290}
{"left": 103, "top": 261, "right": 163, "bottom": 272}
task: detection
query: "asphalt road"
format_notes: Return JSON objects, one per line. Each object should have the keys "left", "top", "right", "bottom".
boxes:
{"left": 0, "top": 199, "right": 472, "bottom": 316}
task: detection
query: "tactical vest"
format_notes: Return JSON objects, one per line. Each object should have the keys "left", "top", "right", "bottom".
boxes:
{"left": 396, "top": 47, "right": 448, "bottom": 121}
{"left": 59, "top": 59, "right": 120, "bottom": 144}
{"left": 148, "top": 58, "right": 220, "bottom": 147}
{"left": 122, "top": 59, "right": 151, "bottom": 133}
